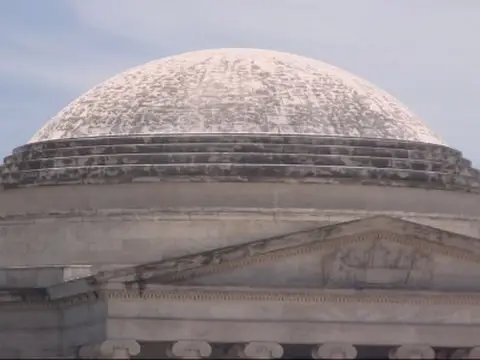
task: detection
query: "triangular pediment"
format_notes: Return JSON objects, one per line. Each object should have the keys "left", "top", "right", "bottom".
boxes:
{"left": 94, "top": 216, "right": 480, "bottom": 291}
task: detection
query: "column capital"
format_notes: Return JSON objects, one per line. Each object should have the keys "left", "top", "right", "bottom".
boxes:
{"left": 468, "top": 347, "right": 480, "bottom": 359}
{"left": 79, "top": 340, "right": 140, "bottom": 359}
{"left": 311, "top": 343, "right": 357, "bottom": 359}
{"left": 451, "top": 347, "right": 480, "bottom": 359}
{"left": 228, "top": 342, "right": 283, "bottom": 359}
{"left": 244, "top": 342, "right": 283, "bottom": 359}
{"left": 389, "top": 344, "right": 435, "bottom": 359}
{"left": 166, "top": 340, "right": 212, "bottom": 359}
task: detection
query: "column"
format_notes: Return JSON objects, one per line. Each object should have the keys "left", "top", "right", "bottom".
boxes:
{"left": 165, "top": 340, "right": 212, "bottom": 359}
{"left": 78, "top": 340, "right": 140, "bottom": 359}
{"left": 228, "top": 342, "right": 283, "bottom": 359}
{"left": 389, "top": 345, "right": 435, "bottom": 359}
{"left": 311, "top": 343, "right": 357, "bottom": 359}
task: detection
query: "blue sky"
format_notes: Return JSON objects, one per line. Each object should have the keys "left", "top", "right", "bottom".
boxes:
{"left": 1, "top": 0, "right": 479, "bottom": 164}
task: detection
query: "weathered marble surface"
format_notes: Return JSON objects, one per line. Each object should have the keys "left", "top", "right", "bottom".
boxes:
{"left": 2, "top": 134, "right": 479, "bottom": 191}
{"left": 12, "top": 134, "right": 458, "bottom": 154}
{"left": 3, "top": 216, "right": 479, "bottom": 303}
{"left": 3, "top": 216, "right": 480, "bottom": 357}
{"left": 88, "top": 216, "right": 480, "bottom": 292}
{"left": 28, "top": 48, "right": 443, "bottom": 144}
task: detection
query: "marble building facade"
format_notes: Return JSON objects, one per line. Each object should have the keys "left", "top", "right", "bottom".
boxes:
{"left": 1, "top": 49, "right": 480, "bottom": 358}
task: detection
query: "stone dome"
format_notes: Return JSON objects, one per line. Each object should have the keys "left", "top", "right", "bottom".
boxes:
{"left": 29, "top": 48, "right": 443, "bottom": 145}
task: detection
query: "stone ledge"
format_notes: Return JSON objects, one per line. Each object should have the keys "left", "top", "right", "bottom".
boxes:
{"left": 0, "top": 206, "right": 478, "bottom": 224}
{"left": 7, "top": 284, "right": 480, "bottom": 309}
{"left": 6, "top": 143, "right": 463, "bottom": 163}
{"left": 8, "top": 153, "right": 459, "bottom": 173}
{"left": 104, "top": 287, "right": 480, "bottom": 306}
{"left": 3, "top": 134, "right": 478, "bottom": 192}
{"left": 0, "top": 266, "right": 93, "bottom": 288}
{"left": 13, "top": 133, "right": 461, "bottom": 154}
{"left": 3, "top": 164, "right": 480, "bottom": 191}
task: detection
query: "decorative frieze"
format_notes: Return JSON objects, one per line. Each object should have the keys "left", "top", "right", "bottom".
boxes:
{"left": 94, "top": 218, "right": 480, "bottom": 289}
{"left": 0, "top": 215, "right": 474, "bottom": 310}
{"left": 103, "top": 286, "right": 480, "bottom": 306}
{"left": 389, "top": 344, "right": 435, "bottom": 359}
{"left": 311, "top": 343, "right": 357, "bottom": 359}
{"left": 165, "top": 340, "right": 212, "bottom": 359}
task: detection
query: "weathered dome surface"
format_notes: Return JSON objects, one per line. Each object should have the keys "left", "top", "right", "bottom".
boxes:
{"left": 30, "top": 48, "right": 442, "bottom": 144}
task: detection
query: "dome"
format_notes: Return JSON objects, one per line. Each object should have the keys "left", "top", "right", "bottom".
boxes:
{"left": 29, "top": 48, "right": 443, "bottom": 145}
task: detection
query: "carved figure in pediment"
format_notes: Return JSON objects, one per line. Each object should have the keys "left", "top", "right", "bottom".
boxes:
{"left": 321, "top": 239, "right": 433, "bottom": 289}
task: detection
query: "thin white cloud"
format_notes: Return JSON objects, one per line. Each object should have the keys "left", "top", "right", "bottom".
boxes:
{"left": 5, "top": 0, "right": 477, "bottom": 94}
{"left": 66, "top": 0, "right": 480, "bottom": 82}
{"left": 1, "top": 0, "right": 480, "bottom": 164}
{"left": 67, "top": 0, "right": 476, "bottom": 51}
{"left": 0, "top": 27, "right": 148, "bottom": 93}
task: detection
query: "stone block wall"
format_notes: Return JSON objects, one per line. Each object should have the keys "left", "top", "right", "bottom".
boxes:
{"left": 0, "top": 266, "right": 92, "bottom": 288}
{"left": 60, "top": 300, "right": 108, "bottom": 357}
{"left": 0, "top": 181, "right": 480, "bottom": 268}
{"left": 0, "top": 302, "right": 61, "bottom": 357}
{"left": 2, "top": 134, "right": 479, "bottom": 191}
{"left": 0, "top": 134, "right": 480, "bottom": 270}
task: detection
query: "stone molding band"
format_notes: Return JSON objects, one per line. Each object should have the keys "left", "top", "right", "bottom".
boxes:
{"left": 2, "top": 134, "right": 478, "bottom": 192}
{"left": 103, "top": 287, "right": 480, "bottom": 306}
{"left": 8, "top": 282, "right": 480, "bottom": 311}
{"left": 0, "top": 206, "right": 479, "bottom": 224}
{"left": 12, "top": 134, "right": 461, "bottom": 154}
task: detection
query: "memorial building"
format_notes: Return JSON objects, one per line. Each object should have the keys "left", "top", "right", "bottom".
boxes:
{"left": 1, "top": 48, "right": 480, "bottom": 358}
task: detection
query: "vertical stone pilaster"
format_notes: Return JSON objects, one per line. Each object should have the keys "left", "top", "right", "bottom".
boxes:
{"left": 165, "top": 340, "right": 212, "bottom": 359}
{"left": 311, "top": 343, "right": 357, "bottom": 359}
{"left": 228, "top": 342, "right": 283, "bottom": 359}
{"left": 78, "top": 340, "right": 140, "bottom": 359}
{"left": 389, "top": 345, "right": 435, "bottom": 359}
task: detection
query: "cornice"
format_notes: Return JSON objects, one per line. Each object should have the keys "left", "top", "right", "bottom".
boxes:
{"left": 1, "top": 207, "right": 480, "bottom": 225}
{"left": 118, "top": 227, "right": 480, "bottom": 286}
{"left": 103, "top": 287, "right": 480, "bottom": 306}
{"left": 4, "top": 284, "right": 480, "bottom": 310}
{"left": 3, "top": 216, "right": 480, "bottom": 310}
{"left": 0, "top": 291, "right": 99, "bottom": 310}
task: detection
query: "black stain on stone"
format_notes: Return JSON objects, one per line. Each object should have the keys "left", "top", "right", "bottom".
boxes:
{"left": 1, "top": 134, "right": 479, "bottom": 193}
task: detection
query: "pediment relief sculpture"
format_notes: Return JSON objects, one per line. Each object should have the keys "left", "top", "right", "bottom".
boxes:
{"left": 168, "top": 236, "right": 437, "bottom": 291}
{"left": 321, "top": 239, "right": 433, "bottom": 289}
{"left": 93, "top": 216, "right": 480, "bottom": 292}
